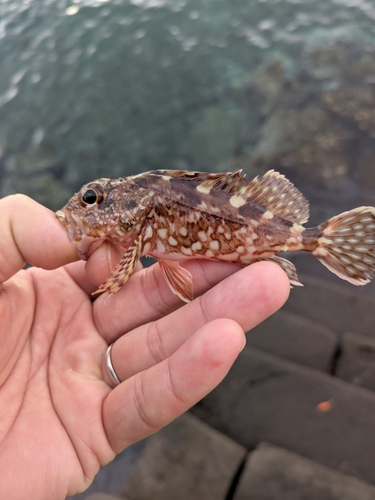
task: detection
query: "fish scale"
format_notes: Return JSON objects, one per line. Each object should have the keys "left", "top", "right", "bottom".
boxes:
{"left": 56, "top": 169, "right": 375, "bottom": 303}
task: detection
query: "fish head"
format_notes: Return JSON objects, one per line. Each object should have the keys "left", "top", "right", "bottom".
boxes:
{"left": 56, "top": 176, "right": 154, "bottom": 260}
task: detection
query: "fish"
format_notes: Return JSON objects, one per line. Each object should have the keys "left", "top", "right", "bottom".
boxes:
{"left": 56, "top": 169, "right": 375, "bottom": 303}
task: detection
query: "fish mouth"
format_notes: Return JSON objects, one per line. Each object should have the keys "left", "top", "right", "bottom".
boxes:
{"left": 56, "top": 209, "right": 103, "bottom": 260}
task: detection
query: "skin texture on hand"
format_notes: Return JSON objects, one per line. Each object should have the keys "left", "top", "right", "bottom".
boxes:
{"left": 0, "top": 194, "right": 290, "bottom": 500}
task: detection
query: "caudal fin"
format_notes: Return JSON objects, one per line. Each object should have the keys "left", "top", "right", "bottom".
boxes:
{"left": 313, "top": 207, "right": 375, "bottom": 285}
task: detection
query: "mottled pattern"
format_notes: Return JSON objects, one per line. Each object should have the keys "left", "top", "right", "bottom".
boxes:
{"left": 56, "top": 169, "right": 375, "bottom": 302}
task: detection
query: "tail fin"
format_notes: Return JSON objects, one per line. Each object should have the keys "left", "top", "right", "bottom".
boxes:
{"left": 313, "top": 207, "right": 375, "bottom": 285}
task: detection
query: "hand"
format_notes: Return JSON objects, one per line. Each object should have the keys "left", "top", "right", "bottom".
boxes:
{"left": 0, "top": 194, "right": 289, "bottom": 500}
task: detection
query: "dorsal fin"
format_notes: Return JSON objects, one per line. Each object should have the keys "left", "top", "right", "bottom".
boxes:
{"left": 196, "top": 170, "right": 248, "bottom": 193}
{"left": 156, "top": 169, "right": 248, "bottom": 193}
{"left": 240, "top": 170, "right": 310, "bottom": 224}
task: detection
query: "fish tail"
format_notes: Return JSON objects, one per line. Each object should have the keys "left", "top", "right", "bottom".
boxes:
{"left": 312, "top": 207, "right": 375, "bottom": 285}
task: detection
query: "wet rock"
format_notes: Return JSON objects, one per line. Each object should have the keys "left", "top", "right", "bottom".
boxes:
{"left": 234, "top": 442, "right": 375, "bottom": 500}
{"left": 122, "top": 413, "right": 246, "bottom": 500}
{"left": 246, "top": 309, "right": 336, "bottom": 372}
{"left": 192, "top": 346, "right": 375, "bottom": 485}
{"left": 336, "top": 332, "right": 375, "bottom": 391}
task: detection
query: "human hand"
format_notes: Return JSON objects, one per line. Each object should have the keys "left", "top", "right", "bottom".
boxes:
{"left": 0, "top": 194, "right": 289, "bottom": 500}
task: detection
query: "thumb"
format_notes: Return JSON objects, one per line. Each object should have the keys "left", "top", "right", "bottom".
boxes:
{"left": 0, "top": 194, "right": 78, "bottom": 284}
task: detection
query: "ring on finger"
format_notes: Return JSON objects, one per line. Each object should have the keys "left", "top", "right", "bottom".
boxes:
{"left": 105, "top": 343, "right": 121, "bottom": 388}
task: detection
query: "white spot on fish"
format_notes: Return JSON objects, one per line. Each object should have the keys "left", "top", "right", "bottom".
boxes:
{"left": 181, "top": 246, "right": 193, "bottom": 256}
{"left": 263, "top": 210, "right": 274, "bottom": 220}
{"left": 198, "top": 231, "right": 208, "bottom": 242}
{"left": 144, "top": 225, "right": 153, "bottom": 240}
{"left": 224, "top": 232, "right": 232, "bottom": 240}
{"left": 156, "top": 239, "right": 166, "bottom": 253}
{"left": 210, "top": 240, "right": 219, "bottom": 251}
{"left": 168, "top": 236, "right": 178, "bottom": 246}
{"left": 179, "top": 227, "right": 188, "bottom": 237}
{"left": 192, "top": 241, "right": 202, "bottom": 251}
{"left": 229, "top": 195, "right": 246, "bottom": 208}
{"left": 205, "top": 249, "right": 215, "bottom": 258}
{"left": 157, "top": 228, "right": 168, "bottom": 239}
{"left": 292, "top": 223, "right": 304, "bottom": 233}
{"left": 219, "top": 252, "right": 239, "bottom": 261}
{"left": 197, "top": 184, "right": 211, "bottom": 194}
{"left": 237, "top": 245, "right": 245, "bottom": 253}
{"left": 162, "top": 175, "right": 171, "bottom": 181}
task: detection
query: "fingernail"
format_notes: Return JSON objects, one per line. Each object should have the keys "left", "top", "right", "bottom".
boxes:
{"left": 240, "top": 336, "right": 247, "bottom": 353}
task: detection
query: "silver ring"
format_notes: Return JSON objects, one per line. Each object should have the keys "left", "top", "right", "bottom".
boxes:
{"left": 105, "top": 344, "right": 121, "bottom": 388}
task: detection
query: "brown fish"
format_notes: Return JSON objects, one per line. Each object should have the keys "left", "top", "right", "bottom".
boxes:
{"left": 56, "top": 169, "right": 375, "bottom": 302}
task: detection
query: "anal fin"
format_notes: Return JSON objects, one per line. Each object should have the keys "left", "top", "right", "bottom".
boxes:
{"left": 159, "top": 260, "right": 194, "bottom": 303}
{"left": 267, "top": 255, "right": 303, "bottom": 288}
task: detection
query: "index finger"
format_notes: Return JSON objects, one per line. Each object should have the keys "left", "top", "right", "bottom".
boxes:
{"left": 0, "top": 194, "right": 78, "bottom": 284}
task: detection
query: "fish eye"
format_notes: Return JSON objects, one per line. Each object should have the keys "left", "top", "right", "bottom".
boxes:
{"left": 79, "top": 184, "right": 105, "bottom": 207}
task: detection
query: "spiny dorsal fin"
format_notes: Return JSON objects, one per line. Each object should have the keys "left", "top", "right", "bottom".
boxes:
{"left": 156, "top": 170, "right": 248, "bottom": 194}
{"left": 196, "top": 170, "right": 247, "bottom": 193}
{"left": 240, "top": 170, "right": 310, "bottom": 224}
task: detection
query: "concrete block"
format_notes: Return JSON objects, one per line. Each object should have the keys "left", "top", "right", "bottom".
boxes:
{"left": 84, "top": 494, "right": 124, "bottom": 500}
{"left": 336, "top": 332, "right": 375, "bottom": 390}
{"left": 283, "top": 274, "right": 375, "bottom": 337}
{"left": 192, "top": 346, "right": 375, "bottom": 485}
{"left": 123, "top": 413, "right": 246, "bottom": 500}
{"left": 234, "top": 442, "right": 375, "bottom": 500}
{"left": 247, "top": 309, "right": 336, "bottom": 371}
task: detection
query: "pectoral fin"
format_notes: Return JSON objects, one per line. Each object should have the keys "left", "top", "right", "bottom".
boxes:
{"left": 93, "top": 234, "right": 143, "bottom": 298}
{"left": 159, "top": 260, "right": 194, "bottom": 303}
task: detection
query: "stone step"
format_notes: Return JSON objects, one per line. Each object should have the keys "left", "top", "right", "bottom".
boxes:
{"left": 191, "top": 346, "right": 375, "bottom": 485}
{"left": 336, "top": 332, "right": 375, "bottom": 391}
{"left": 234, "top": 442, "right": 375, "bottom": 500}
{"left": 84, "top": 494, "right": 125, "bottom": 500}
{"left": 282, "top": 273, "right": 375, "bottom": 336}
{"left": 122, "top": 413, "right": 246, "bottom": 500}
{"left": 247, "top": 308, "right": 337, "bottom": 372}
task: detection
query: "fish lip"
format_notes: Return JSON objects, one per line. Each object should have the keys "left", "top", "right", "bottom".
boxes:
{"left": 56, "top": 210, "right": 68, "bottom": 227}
{"left": 56, "top": 209, "right": 98, "bottom": 260}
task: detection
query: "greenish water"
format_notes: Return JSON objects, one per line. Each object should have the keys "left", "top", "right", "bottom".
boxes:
{"left": 2, "top": 0, "right": 375, "bottom": 209}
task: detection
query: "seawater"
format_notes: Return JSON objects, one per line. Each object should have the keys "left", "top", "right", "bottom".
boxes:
{"left": 1, "top": 0, "right": 375, "bottom": 208}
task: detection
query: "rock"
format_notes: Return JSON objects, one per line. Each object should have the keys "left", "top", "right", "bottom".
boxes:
{"left": 283, "top": 274, "right": 375, "bottom": 337}
{"left": 247, "top": 309, "right": 336, "bottom": 371}
{"left": 192, "top": 346, "right": 375, "bottom": 485}
{"left": 84, "top": 494, "right": 125, "bottom": 500}
{"left": 336, "top": 332, "right": 375, "bottom": 391}
{"left": 234, "top": 442, "right": 375, "bottom": 500}
{"left": 123, "top": 413, "right": 246, "bottom": 500}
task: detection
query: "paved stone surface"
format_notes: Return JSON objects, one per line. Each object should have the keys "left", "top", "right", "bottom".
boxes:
{"left": 85, "top": 494, "right": 124, "bottom": 500}
{"left": 234, "top": 442, "right": 375, "bottom": 500}
{"left": 283, "top": 274, "right": 375, "bottom": 337}
{"left": 247, "top": 309, "right": 336, "bottom": 371}
{"left": 122, "top": 413, "right": 246, "bottom": 500}
{"left": 336, "top": 332, "right": 375, "bottom": 390}
{"left": 191, "top": 346, "right": 375, "bottom": 485}
{"left": 68, "top": 442, "right": 145, "bottom": 500}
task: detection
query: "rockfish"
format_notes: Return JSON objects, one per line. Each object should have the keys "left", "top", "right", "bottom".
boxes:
{"left": 56, "top": 169, "right": 375, "bottom": 302}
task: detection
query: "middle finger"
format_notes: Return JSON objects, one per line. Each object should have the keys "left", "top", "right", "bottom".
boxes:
{"left": 108, "top": 262, "right": 289, "bottom": 382}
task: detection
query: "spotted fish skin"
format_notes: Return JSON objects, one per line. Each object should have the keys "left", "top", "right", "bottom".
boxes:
{"left": 56, "top": 169, "right": 375, "bottom": 302}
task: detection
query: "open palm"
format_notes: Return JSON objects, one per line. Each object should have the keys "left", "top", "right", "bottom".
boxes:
{"left": 0, "top": 195, "right": 289, "bottom": 500}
